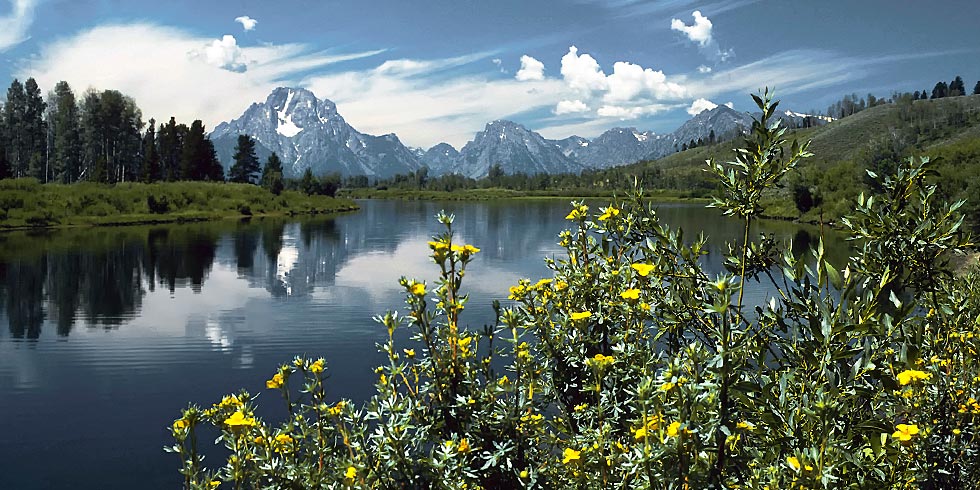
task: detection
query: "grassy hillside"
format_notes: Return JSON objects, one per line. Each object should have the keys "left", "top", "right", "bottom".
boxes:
{"left": 0, "top": 179, "right": 358, "bottom": 230}
{"left": 608, "top": 94, "right": 980, "bottom": 225}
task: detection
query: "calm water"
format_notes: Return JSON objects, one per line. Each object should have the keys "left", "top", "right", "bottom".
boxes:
{"left": 0, "top": 200, "right": 846, "bottom": 489}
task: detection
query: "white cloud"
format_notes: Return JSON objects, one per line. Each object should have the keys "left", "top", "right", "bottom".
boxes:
{"left": 605, "top": 61, "right": 686, "bottom": 103}
{"left": 23, "top": 23, "right": 384, "bottom": 132}
{"left": 0, "top": 0, "right": 37, "bottom": 51}
{"left": 686, "top": 97, "right": 718, "bottom": 115}
{"left": 560, "top": 46, "right": 608, "bottom": 93}
{"left": 491, "top": 58, "right": 506, "bottom": 73}
{"left": 554, "top": 99, "right": 589, "bottom": 115}
{"left": 671, "top": 10, "right": 713, "bottom": 47}
{"left": 192, "top": 34, "right": 248, "bottom": 73}
{"left": 235, "top": 16, "right": 258, "bottom": 31}
{"left": 697, "top": 64, "right": 712, "bottom": 74}
{"left": 597, "top": 103, "right": 673, "bottom": 119}
{"left": 515, "top": 55, "right": 545, "bottom": 81}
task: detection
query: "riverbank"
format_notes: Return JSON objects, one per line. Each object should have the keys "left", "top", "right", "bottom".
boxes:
{"left": 0, "top": 179, "right": 358, "bottom": 231}
{"left": 338, "top": 187, "right": 712, "bottom": 203}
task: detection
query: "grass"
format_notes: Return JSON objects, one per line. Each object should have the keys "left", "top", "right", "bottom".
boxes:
{"left": 0, "top": 179, "right": 358, "bottom": 231}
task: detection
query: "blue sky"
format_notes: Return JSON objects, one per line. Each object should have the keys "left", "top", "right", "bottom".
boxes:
{"left": 1, "top": 0, "right": 978, "bottom": 147}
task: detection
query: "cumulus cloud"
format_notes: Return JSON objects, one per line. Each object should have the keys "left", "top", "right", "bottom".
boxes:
{"left": 697, "top": 64, "right": 712, "bottom": 74}
{"left": 193, "top": 34, "right": 248, "bottom": 73}
{"left": 686, "top": 97, "right": 718, "bottom": 115}
{"left": 235, "top": 16, "right": 257, "bottom": 31}
{"left": 597, "top": 103, "right": 673, "bottom": 119}
{"left": 560, "top": 46, "right": 608, "bottom": 93}
{"left": 0, "top": 0, "right": 38, "bottom": 51}
{"left": 515, "top": 55, "right": 545, "bottom": 81}
{"left": 670, "top": 10, "right": 712, "bottom": 47}
{"left": 605, "top": 61, "right": 686, "bottom": 103}
{"left": 23, "top": 23, "right": 384, "bottom": 132}
{"left": 554, "top": 99, "right": 589, "bottom": 115}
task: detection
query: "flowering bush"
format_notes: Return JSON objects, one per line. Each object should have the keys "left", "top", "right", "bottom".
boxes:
{"left": 170, "top": 91, "right": 980, "bottom": 489}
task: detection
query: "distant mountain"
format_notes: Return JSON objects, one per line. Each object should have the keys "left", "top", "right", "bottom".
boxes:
{"left": 419, "top": 143, "right": 460, "bottom": 175}
{"left": 212, "top": 88, "right": 825, "bottom": 179}
{"left": 454, "top": 120, "right": 584, "bottom": 178}
{"left": 211, "top": 87, "right": 421, "bottom": 178}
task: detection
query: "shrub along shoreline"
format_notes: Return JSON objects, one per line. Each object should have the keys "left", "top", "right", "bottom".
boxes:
{"left": 0, "top": 179, "right": 358, "bottom": 231}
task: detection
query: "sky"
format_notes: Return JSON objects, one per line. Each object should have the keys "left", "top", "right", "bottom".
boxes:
{"left": 1, "top": 0, "right": 978, "bottom": 148}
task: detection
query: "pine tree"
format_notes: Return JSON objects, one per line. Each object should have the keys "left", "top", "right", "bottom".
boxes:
{"left": 931, "top": 81, "right": 948, "bottom": 99}
{"left": 0, "top": 112, "right": 8, "bottom": 179}
{"left": 48, "top": 81, "right": 81, "bottom": 183}
{"left": 949, "top": 76, "right": 966, "bottom": 97}
{"left": 23, "top": 78, "right": 47, "bottom": 181}
{"left": 228, "top": 134, "right": 260, "bottom": 184}
{"left": 261, "top": 152, "right": 284, "bottom": 194}
{"left": 974, "top": 80, "right": 980, "bottom": 95}
{"left": 141, "top": 119, "right": 161, "bottom": 182}
{"left": 179, "top": 120, "right": 210, "bottom": 180}
{"left": 157, "top": 117, "right": 182, "bottom": 181}
{"left": 4, "top": 79, "right": 26, "bottom": 177}
{"left": 202, "top": 138, "right": 224, "bottom": 182}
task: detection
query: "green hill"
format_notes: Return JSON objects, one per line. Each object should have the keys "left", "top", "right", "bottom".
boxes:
{"left": 606, "top": 94, "right": 980, "bottom": 225}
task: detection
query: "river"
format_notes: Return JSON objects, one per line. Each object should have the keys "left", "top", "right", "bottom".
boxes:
{"left": 0, "top": 199, "right": 847, "bottom": 489}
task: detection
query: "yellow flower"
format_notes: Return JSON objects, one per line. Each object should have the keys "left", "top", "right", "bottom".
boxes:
{"left": 736, "top": 421, "right": 756, "bottom": 431}
{"left": 574, "top": 403, "right": 588, "bottom": 412}
{"left": 224, "top": 411, "right": 256, "bottom": 429}
{"left": 565, "top": 204, "right": 589, "bottom": 220}
{"left": 509, "top": 284, "right": 527, "bottom": 300}
{"left": 411, "top": 282, "right": 426, "bottom": 296}
{"left": 253, "top": 436, "right": 264, "bottom": 445}
{"left": 570, "top": 311, "right": 592, "bottom": 321}
{"left": 208, "top": 481, "right": 220, "bottom": 489}
{"left": 666, "top": 421, "right": 682, "bottom": 438}
{"left": 403, "top": 348, "right": 416, "bottom": 358}
{"left": 327, "top": 401, "right": 346, "bottom": 416}
{"left": 172, "top": 419, "right": 189, "bottom": 431}
{"left": 457, "top": 438, "right": 471, "bottom": 453}
{"left": 534, "top": 278, "right": 553, "bottom": 289}
{"left": 310, "top": 359, "right": 325, "bottom": 374}
{"left": 633, "top": 426, "right": 649, "bottom": 440}
{"left": 896, "top": 369, "right": 931, "bottom": 385}
{"left": 498, "top": 376, "right": 510, "bottom": 386}
{"left": 520, "top": 470, "right": 529, "bottom": 479}
{"left": 892, "top": 423, "right": 919, "bottom": 442}
{"left": 787, "top": 456, "right": 801, "bottom": 471}
{"left": 598, "top": 206, "right": 620, "bottom": 221}
{"left": 631, "top": 263, "right": 655, "bottom": 277}
{"left": 554, "top": 281, "right": 568, "bottom": 291}
{"left": 588, "top": 353, "right": 614, "bottom": 369}
{"left": 562, "top": 448, "right": 582, "bottom": 464}
{"left": 661, "top": 382, "right": 675, "bottom": 391}
{"left": 620, "top": 288, "right": 640, "bottom": 300}
{"left": 266, "top": 372, "right": 285, "bottom": 389}
{"left": 953, "top": 428, "right": 962, "bottom": 435}
{"left": 345, "top": 466, "right": 357, "bottom": 480}
{"left": 219, "top": 394, "right": 242, "bottom": 408}
{"left": 639, "top": 302, "right": 651, "bottom": 312}
{"left": 427, "top": 240, "right": 449, "bottom": 251}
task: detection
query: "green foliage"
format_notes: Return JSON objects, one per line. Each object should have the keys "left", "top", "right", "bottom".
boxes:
{"left": 229, "top": 135, "right": 261, "bottom": 184}
{"left": 171, "top": 92, "right": 980, "bottom": 489}
{"left": 0, "top": 179, "right": 356, "bottom": 229}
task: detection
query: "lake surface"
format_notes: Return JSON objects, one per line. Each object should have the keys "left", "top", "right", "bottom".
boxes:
{"left": 0, "top": 199, "right": 847, "bottom": 489}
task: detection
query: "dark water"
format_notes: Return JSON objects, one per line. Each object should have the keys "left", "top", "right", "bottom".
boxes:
{"left": 0, "top": 200, "right": 846, "bottom": 489}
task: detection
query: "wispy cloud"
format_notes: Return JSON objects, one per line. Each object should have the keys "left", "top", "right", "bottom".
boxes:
{"left": 0, "top": 0, "right": 38, "bottom": 51}
{"left": 22, "top": 23, "right": 384, "bottom": 129}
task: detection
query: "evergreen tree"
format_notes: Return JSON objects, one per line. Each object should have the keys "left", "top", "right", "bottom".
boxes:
{"left": 228, "top": 134, "right": 260, "bottom": 184}
{"left": 949, "top": 76, "right": 966, "bottom": 97}
{"left": 4, "top": 79, "right": 26, "bottom": 177}
{"left": 0, "top": 108, "right": 8, "bottom": 179}
{"left": 23, "top": 78, "right": 47, "bottom": 181}
{"left": 179, "top": 120, "right": 211, "bottom": 180}
{"left": 140, "top": 119, "right": 161, "bottom": 182}
{"left": 974, "top": 80, "right": 980, "bottom": 95}
{"left": 48, "top": 81, "right": 81, "bottom": 183}
{"left": 78, "top": 89, "right": 143, "bottom": 183}
{"left": 931, "top": 81, "right": 948, "bottom": 99}
{"left": 913, "top": 90, "right": 921, "bottom": 100}
{"left": 202, "top": 138, "right": 224, "bottom": 182}
{"left": 260, "top": 152, "right": 284, "bottom": 194}
{"left": 300, "top": 167, "right": 316, "bottom": 194}
{"left": 157, "top": 117, "right": 182, "bottom": 181}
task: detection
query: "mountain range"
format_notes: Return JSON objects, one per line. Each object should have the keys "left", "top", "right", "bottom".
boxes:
{"left": 210, "top": 87, "right": 826, "bottom": 179}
